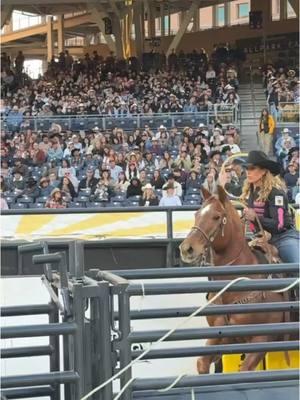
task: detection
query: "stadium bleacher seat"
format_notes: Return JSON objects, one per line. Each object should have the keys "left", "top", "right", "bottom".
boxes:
{"left": 184, "top": 194, "right": 201, "bottom": 201}
{"left": 30, "top": 203, "right": 45, "bottom": 209}
{"left": 109, "top": 201, "right": 124, "bottom": 207}
{"left": 183, "top": 200, "right": 199, "bottom": 206}
{"left": 126, "top": 200, "right": 140, "bottom": 207}
{"left": 10, "top": 203, "right": 28, "bottom": 209}
{"left": 69, "top": 202, "right": 86, "bottom": 208}
{"left": 88, "top": 202, "right": 107, "bottom": 208}
{"left": 4, "top": 196, "right": 16, "bottom": 205}
{"left": 36, "top": 196, "right": 48, "bottom": 203}
{"left": 17, "top": 197, "right": 34, "bottom": 204}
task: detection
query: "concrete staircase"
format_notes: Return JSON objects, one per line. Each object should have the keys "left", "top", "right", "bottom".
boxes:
{"left": 238, "top": 82, "right": 267, "bottom": 151}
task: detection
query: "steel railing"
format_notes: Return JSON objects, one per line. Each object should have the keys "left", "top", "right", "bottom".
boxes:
{"left": 1, "top": 107, "right": 238, "bottom": 132}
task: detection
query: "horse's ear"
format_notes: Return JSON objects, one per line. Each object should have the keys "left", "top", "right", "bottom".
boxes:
{"left": 217, "top": 185, "right": 228, "bottom": 206}
{"left": 201, "top": 187, "right": 211, "bottom": 200}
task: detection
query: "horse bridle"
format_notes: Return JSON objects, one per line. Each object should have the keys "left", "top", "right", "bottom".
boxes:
{"left": 189, "top": 211, "right": 228, "bottom": 266}
{"left": 189, "top": 197, "right": 247, "bottom": 266}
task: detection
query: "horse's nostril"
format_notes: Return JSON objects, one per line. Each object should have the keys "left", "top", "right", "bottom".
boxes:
{"left": 187, "top": 247, "right": 193, "bottom": 255}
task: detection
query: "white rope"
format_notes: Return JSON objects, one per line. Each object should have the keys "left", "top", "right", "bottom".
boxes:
{"left": 81, "top": 276, "right": 299, "bottom": 400}
{"left": 272, "top": 277, "right": 300, "bottom": 293}
{"left": 136, "top": 281, "right": 146, "bottom": 312}
{"left": 80, "top": 276, "right": 250, "bottom": 400}
{"left": 191, "top": 388, "right": 195, "bottom": 400}
{"left": 113, "top": 377, "right": 135, "bottom": 400}
{"left": 158, "top": 373, "right": 186, "bottom": 393}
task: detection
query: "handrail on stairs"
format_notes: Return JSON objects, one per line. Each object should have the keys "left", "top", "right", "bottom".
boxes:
{"left": 249, "top": 64, "right": 259, "bottom": 147}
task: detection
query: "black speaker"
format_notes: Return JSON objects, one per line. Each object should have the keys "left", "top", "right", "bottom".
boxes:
{"left": 249, "top": 11, "right": 263, "bottom": 29}
{"left": 103, "top": 17, "right": 113, "bottom": 35}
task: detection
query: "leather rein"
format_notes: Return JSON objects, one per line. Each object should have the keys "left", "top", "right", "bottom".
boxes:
{"left": 190, "top": 207, "right": 245, "bottom": 266}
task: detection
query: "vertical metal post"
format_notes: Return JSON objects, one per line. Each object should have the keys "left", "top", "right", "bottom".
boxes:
{"left": 48, "top": 297, "right": 60, "bottom": 400}
{"left": 69, "top": 240, "right": 85, "bottom": 278}
{"left": 90, "top": 282, "right": 113, "bottom": 400}
{"left": 166, "top": 209, "right": 173, "bottom": 268}
{"left": 117, "top": 286, "right": 132, "bottom": 400}
{"left": 72, "top": 283, "right": 85, "bottom": 399}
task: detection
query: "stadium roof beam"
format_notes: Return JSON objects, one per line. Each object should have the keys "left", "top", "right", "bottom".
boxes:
{"left": 1, "top": 5, "right": 13, "bottom": 29}
{"left": 1, "top": 12, "right": 93, "bottom": 44}
{"left": 133, "top": 0, "right": 144, "bottom": 59}
{"left": 166, "top": 0, "right": 200, "bottom": 58}
{"left": 288, "top": 0, "right": 299, "bottom": 17}
{"left": 87, "top": 4, "right": 116, "bottom": 53}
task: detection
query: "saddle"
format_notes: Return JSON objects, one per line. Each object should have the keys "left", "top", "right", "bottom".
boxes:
{"left": 248, "top": 231, "right": 281, "bottom": 265}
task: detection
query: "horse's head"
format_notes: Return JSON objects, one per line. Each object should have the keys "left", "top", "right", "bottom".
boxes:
{"left": 180, "top": 185, "right": 234, "bottom": 265}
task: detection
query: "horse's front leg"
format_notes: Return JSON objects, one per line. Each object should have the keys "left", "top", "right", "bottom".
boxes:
{"left": 197, "top": 338, "right": 221, "bottom": 374}
{"left": 239, "top": 335, "right": 267, "bottom": 371}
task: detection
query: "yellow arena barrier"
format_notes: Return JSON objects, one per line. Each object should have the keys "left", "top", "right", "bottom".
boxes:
{"left": 265, "top": 351, "right": 299, "bottom": 370}
{"left": 222, "top": 354, "right": 264, "bottom": 372}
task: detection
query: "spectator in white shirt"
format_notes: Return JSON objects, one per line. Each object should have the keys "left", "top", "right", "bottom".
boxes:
{"left": 206, "top": 65, "right": 216, "bottom": 80}
{"left": 159, "top": 183, "right": 182, "bottom": 207}
{"left": 162, "top": 173, "right": 182, "bottom": 197}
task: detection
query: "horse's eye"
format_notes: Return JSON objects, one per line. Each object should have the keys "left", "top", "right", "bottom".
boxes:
{"left": 213, "top": 215, "right": 221, "bottom": 220}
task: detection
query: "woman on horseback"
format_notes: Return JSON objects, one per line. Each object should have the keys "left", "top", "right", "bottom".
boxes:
{"left": 241, "top": 150, "right": 299, "bottom": 263}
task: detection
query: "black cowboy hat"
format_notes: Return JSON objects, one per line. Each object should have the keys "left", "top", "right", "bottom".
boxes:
{"left": 221, "top": 145, "right": 231, "bottom": 154}
{"left": 71, "top": 148, "right": 80, "bottom": 156}
{"left": 209, "top": 150, "right": 221, "bottom": 159}
{"left": 288, "top": 147, "right": 299, "bottom": 157}
{"left": 245, "top": 151, "right": 280, "bottom": 175}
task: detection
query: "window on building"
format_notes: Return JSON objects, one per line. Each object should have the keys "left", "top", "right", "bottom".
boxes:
{"left": 155, "top": 17, "right": 161, "bottom": 36}
{"left": 164, "top": 15, "right": 169, "bottom": 35}
{"left": 230, "top": 0, "right": 250, "bottom": 25}
{"left": 272, "top": 0, "right": 280, "bottom": 20}
{"left": 170, "top": 13, "right": 179, "bottom": 34}
{"left": 237, "top": 2, "right": 250, "bottom": 18}
{"left": 199, "top": 6, "right": 213, "bottom": 29}
{"left": 218, "top": 5, "right": 225, "bottom": 26}
{"left": 12, "top": 10, "right": 42, "bottom": 31}
{"left": 24, "top": 59, "right": 43, "bottom": 79}
{"left": 144, "top": 20, "right": 149, "bottom": 38}
{"left": 287, "top": 0, "right": 297, "bottom": 18}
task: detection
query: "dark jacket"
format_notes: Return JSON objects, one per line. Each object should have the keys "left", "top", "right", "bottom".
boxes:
{"left": 78, "top": 177, "right": 99, "bottom": 194}
{"left": 284, "top": 173, "right": 298, "bottom": 188}
{"left": 151, "top": 176, "right": 165, "bottom": 189}
{"left": 126, "top": 182, "right": 142, "bottom": 198}
{"left": 139, "top": 197, "right": 159, "bottom": 206}
{"left": 247, "top": 186, "right": 293, "bottom": 236}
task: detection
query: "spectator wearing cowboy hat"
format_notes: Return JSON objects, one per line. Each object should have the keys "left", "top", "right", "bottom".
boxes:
{"left": 162, "top": 173, "right": 183, "bottom": 198}
{"left": 223, "top": 132, "right": 241, "bottom": 154}
{"left": 39, "top": 177, "right": 52, "bottom": 197}
{"left": 159, "top": 183, "right": 182, "bottom": 207}
{"left": 275, "top": 128, "right": 296, "bottom": 159}
{"left": 11, "top": 169, "right": 25, "bottom": 193}
{"left": 22, "top": 177, "right": 40, "bottom": 200}
{"left": 241, "top": 150, "right": 299, "bottom": 264}
{"left": 45, "top": 188, "right": 66, "bottom": 209}
{"left": 140, "top": 183, "right": 159, "bottom": 206}
{"left": 284, "top": 161, "right": 299, "bottom": 201}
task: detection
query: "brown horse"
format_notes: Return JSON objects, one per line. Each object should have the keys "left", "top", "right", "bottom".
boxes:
{"left": 180, "top": 185, "right": 289, "bottom": 373}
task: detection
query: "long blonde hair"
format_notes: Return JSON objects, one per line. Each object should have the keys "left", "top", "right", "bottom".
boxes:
{"left": 241, "top": 170, "right": 286, "bottom": 203}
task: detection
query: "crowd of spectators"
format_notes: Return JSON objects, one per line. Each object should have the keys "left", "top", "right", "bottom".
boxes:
{"left": 0, "top": 122, "right": 245, "bottom": 209}
{"left": 1, "top": 48, "right": 240, "bottom": 134}
{"left": 1, "top": 49, "right": 299, "bottom": 211}
{"left": 263, "top": 64, "right": 299, "bottom": 122}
